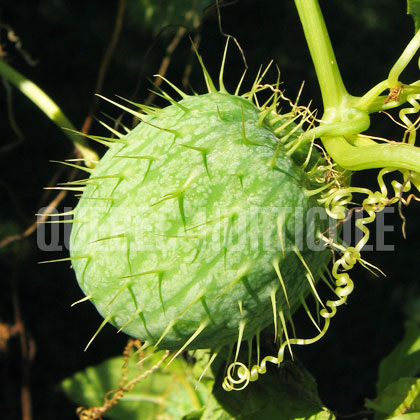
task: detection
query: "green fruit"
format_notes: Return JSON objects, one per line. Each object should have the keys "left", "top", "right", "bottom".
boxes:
{"left": 70, "top": 69, "right": 331, "bottom": 354}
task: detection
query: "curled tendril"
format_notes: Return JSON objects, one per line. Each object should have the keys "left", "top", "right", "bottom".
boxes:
{"left": 223, "top": 61, "right": 420, "bottom": 391}
{"left": 223, "top": 244, "right": 357, "bottom": 391}
{"left": 397, "top": 49, "right": 420, "bottom": 145}
{"left": 223, "top": 155, "right": 420, "bottom": 391}
{"left": 399, "top": 92, "right": 420, "bottom": 145}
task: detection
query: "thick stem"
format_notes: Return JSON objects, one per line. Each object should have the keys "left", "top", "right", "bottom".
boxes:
{"left": 294, "top": 0, "right": 420, "bottom": 173}
{"left": 322, "top": 136, "right": 420, "bottom": 172}
{"left": 294, "top": 0, "right": 348, "bottom": 110}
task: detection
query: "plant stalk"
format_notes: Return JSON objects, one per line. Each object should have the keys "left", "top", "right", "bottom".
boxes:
{"left": 0, "top": 59, "right": 98, "bottom": 165}
{"left": 293, "top": 0, "right": 348, "bottom": 110}
{"left": 293, "top": 0, "right": 420, "bottom": 174}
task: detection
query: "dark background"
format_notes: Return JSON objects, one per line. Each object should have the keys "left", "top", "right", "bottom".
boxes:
{"left": 0, "top": 1, "right": 419, "bottom": 419}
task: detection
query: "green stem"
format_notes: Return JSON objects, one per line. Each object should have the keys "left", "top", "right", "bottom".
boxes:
{"left": 293, "top": 0, "right": 348, "bottom": 110}
{"left": 388, "top": 29, "right": 420, "bottom": 86}
{"left": 322, "top": 136, "right": 420, "bottom": 172}
{"left": 355, "top": 80, "right": 390, "bottom": 112}
{"left": 0, "top": 59, "right": 98, "bottom": 165}
{"left": 293, "top": 0, "right": 420, "bottom": 174}
{"left": 301, "top": 110, "right": 370, "bottom": 142}
{"left": 354, "top": 81, "right": 420, "bottom": 113}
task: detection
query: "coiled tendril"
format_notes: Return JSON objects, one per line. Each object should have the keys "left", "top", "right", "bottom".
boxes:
{"left": 223, "top": 156, "right": 419, "bottom": 391}
{"left": 220, "top": 63, "right": 420, "bottom": 390}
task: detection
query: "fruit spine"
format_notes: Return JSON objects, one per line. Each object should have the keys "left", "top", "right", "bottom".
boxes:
{"left": 60, "top": 45, "right": 354, "bottom": 390}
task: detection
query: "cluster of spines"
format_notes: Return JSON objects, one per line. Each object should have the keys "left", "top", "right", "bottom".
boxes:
{"left": 40, "top": 40, "right": 420, "bottom": 397}
{"left": 40, "top": 40, "right": 370, "bottom": 392}
{"left": 41, "top": 188, "right": 340, "bottom": 384}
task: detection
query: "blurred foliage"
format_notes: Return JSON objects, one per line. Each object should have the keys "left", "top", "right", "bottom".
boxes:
{"left": 61, "top": 348, "right": 213, "bottom": 420}
{"left": 211, "top": 361, "right": 334, "bottom": 420}
{"left": 376, "top": 322, "right": 420, "bottom": 395}
{"left": 366, "top": 378, "right": 420, "bottom": 419}
{"left": 1, "top": 0, "right": 420, "bottom": 419}
{"left": 408, "top": 0, "right": 420, "bottom": 32}
{"left": 62, "top": 347, "right": 336, "bottom": 420}
{"left": 365, "top": 322, "right": 420, "bottom": 419}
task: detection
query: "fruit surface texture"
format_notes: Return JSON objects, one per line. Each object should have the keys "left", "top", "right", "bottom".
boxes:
{"left": 70, "top": 90, "right": 330, "bottom": 351}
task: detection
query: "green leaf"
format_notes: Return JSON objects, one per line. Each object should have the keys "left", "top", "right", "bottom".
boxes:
{"left": 407, "top": 0, "right": 420, "bottom": 32}
{"left": 365, "top": 377, "right": 420, "bottom": 419}
{"left": 183, "top": 394, "right": 235, "bottom": 420}
{"left": 212, "top": 360, "right": 335, "bottom": 420}
{"left": 388, "top": 414, "right": 420, "bottom": 420}
{"left": 376, "top": 321, "right": 420, "bottom": 394}
{"left": 61, "top": 350, "right": 213, "bottom": 420}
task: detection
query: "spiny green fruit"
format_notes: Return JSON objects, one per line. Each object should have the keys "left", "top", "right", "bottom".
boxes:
{"left": 69, "top": 62, "right": 331, "bottom": 355}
